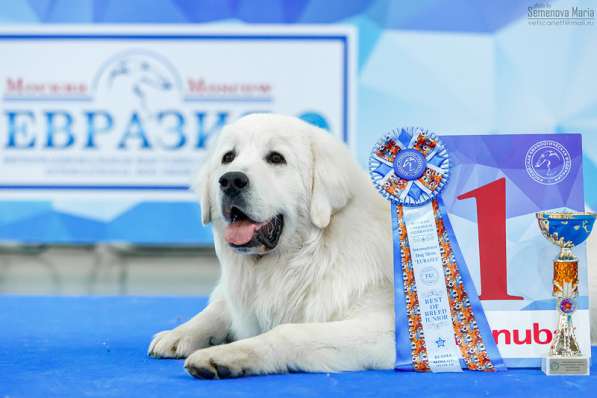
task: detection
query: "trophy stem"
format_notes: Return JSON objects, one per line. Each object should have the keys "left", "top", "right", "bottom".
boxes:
{"left": 549, "top": 257, "right": 581, "bottom": 357}
{"left": 550, "top": 299, "right": 581, "bottom": 357}
{"left": 558, "top": 247, "right": 576, "bottom": 261}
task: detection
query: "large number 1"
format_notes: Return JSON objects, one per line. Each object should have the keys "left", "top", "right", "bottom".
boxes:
{"left": 457, "top": 178, "right": 523, "bottom": 301}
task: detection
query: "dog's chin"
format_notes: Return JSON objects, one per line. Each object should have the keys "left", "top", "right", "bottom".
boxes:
{"left": 222, "top": 207, "right": 284, "bottom": 256}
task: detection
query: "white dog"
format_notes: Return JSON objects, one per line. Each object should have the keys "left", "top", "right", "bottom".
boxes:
{"left": 148, "top": 113, "right": 395, "bottom": 378}
{"left": 148, "top": 113, "right": 597, "bottom": 378}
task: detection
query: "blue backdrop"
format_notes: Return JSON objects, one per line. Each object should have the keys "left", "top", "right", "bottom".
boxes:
{"left": 1, "top": 0, "right": 596, "bottom": 244}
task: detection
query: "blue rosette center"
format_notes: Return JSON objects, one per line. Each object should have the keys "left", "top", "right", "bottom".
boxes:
{"left": 368, "top": 127, "right": 450, "bottom": 207}
{"left": 393, "top": 149, "right": 427, "bottom": 181}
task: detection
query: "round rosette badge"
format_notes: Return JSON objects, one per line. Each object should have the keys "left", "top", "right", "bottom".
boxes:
{"left": 368, "top": 127, "right": 450, "bottom": 206}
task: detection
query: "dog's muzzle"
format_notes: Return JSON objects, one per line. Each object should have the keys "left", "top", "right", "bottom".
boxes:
{"left": 219, "top": 171, "right": 284, "bottom": 253}
{"left": 222, "top": 205, "right": 284, "bottom": 252}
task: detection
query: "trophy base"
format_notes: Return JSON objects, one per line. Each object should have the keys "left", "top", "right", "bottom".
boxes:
{"left": 541, "top": 356, "right": 590, "bottom": 376}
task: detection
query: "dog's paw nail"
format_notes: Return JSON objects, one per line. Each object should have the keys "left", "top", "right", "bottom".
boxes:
{"left": 186, "top": 365, "right": 216, "bottom": 380}
{"left": 215, "top": 364, "right": 232, "bottom": 379}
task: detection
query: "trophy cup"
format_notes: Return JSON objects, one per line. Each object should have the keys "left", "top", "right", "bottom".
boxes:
{"left": 536, "top": 211, "right": 596, "bottom": 375}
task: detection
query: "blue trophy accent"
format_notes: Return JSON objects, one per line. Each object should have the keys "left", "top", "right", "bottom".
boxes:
{"left": 559, "top": 298, "right": 576, "bottom": 314}
{"left": 536, "top": 212, "right": 596, "bottom": 248}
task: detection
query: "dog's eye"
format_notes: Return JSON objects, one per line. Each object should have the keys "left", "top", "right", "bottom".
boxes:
{"left": 222, "top": 151, "right": 235, "bottom": 164}
{"left": 265, "top": 151, "right": 286, "bottom": 165}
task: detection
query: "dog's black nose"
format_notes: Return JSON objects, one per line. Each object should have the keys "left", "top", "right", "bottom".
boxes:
{"left": 219, "top": 172, "right": 249, "bottom": 197}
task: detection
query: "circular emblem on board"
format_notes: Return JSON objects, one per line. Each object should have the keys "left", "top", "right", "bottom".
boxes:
{"left": 525, "top": 140, "right": 571, "bottom": 185}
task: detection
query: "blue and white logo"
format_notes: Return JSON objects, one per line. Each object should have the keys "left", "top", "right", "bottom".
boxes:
{"left": 393, "top": 148, "right": 426, "bottom": 181}
{"left": 93, "top": 50, "right": 183, "bottom": 115}
{"left": 420, "top": 266, "right": 440, "bottom": 286}
{"left": 525, "top": 140, "right": 572, "bottom": 185}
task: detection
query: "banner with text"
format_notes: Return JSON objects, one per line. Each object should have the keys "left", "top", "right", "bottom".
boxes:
{"left": 0, "top": 26, "right": 355, "bottom": 244}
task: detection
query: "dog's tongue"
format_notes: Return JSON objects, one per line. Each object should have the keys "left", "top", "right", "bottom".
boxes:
{"left": 224, "top": 220, "right": 260, "bottom": 245}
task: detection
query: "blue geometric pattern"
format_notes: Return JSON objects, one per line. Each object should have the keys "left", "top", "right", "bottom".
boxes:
{"left": 1, "top": 0, "right": 596, "bottom": 244}
{"left": 0, "top": 201, "right": 212, "bottom": 245}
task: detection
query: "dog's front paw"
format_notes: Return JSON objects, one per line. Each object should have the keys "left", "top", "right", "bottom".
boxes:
{"left": 184, "top": 344, "right": 260, "bottom": 379}
{"left": 148, "top": 327, "right": 217, "bottom": 359}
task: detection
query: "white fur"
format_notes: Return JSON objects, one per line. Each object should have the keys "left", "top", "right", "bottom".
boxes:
{"left": 148, "top": 113, "right": 597, "bottom": 378}
{"left": 149, "top": 114, "right": 394, "bottom": 377}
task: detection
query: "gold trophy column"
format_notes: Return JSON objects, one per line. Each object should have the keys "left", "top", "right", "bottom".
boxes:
{"left": 549, "top": 255, "right": 580, "bottom": 357}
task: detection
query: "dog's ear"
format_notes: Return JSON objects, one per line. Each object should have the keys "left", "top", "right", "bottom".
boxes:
{"left": 310, "top": 132, "right": 353, "bottom": 229}
{"left": 191, "top": 161, "right": 212, "bottom": 225}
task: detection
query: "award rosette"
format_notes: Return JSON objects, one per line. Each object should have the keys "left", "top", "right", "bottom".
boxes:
{"left": 369, "top": 127, "right": 505, "bottom": 372}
